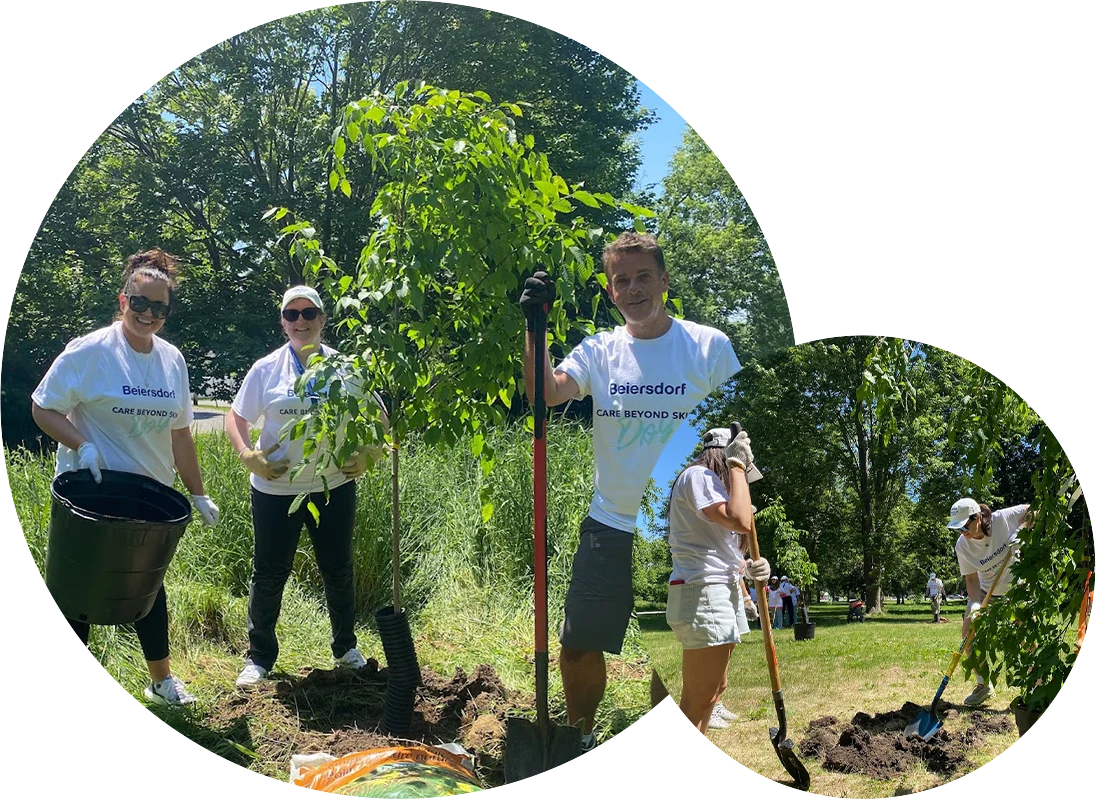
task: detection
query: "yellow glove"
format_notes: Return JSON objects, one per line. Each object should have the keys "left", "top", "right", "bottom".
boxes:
{"left": 240, "top": 443, "right": 290, "bottom": 481}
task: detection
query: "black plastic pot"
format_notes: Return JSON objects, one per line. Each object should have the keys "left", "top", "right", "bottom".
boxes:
{"left": 376, "top": 605, "right": 421, "bottom": 735}
{"left": 794, "top": 622, "right": 816, "bottom": 641}
{"left": 45, "top": 469, "right": 191, "bottom": 625}
{"left": 1011, "top": 697, "right": 1042, "bottom": 736}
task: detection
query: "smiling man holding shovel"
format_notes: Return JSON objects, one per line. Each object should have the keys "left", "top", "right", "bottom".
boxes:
{"left": 519, "top": 232, "right": 740, "bottom": 752}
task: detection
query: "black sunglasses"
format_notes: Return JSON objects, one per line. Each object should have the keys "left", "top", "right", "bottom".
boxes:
{"left": 282, "top": 307, "right": 322, "bottom": 322}
{"left": 127, "top": 294, "right": 171, "bottom": 319}
{"left": 956, "top": 515, "right": 975, "bottom": 533}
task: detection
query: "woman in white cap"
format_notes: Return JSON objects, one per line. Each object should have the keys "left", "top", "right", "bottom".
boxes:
{"left": 227, "top": 286, "right": 384, "bottom": 688}
{"left": 665, "top": 427, "right": 770, "bottom": 732}
{"left": 31, "top": 248, "right": 220, "bottom": 706}
{"left": 947, "top": 496, "right": 1030, "bottom": 705}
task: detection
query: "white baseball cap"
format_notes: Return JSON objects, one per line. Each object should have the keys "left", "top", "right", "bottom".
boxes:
{"left": 702, "top": 427, "right": 763, "bottom": 483}
{"left": 929, "top": 572, "right": 936, "bottom": 579}
{"left": 281, "top": 285, "right": 324, "bottom": 312}
{"left": 948, "top": 497, "right": 980, "bottom": 529}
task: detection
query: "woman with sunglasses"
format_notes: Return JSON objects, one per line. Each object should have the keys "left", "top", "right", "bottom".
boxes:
{"left": 227, "top": 286, "right": 383, "bottom": 689}
{"left": 31, "top": 248, "right": 220, "bottom": 706}
{"left": 947, "top": 496, "right": 1031, "bottom": 706}
{"left": 665, "top": 427, "right": 770, "bottom": 732}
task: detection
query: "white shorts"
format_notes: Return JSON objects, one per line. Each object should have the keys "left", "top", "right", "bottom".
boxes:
{"left": 667, "top": 581, "right": 745, "bottom": 650}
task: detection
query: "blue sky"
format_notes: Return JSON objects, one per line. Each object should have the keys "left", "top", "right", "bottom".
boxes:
{"left": 637, "top": 412, "right": 706, "bottom": 538}
{"left": 634, "top": 81, "right": 688, "bottom": 192}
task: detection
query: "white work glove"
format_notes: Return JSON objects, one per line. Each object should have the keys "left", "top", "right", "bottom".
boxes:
{"left": 77, "top": 442, "right": 104, "bottom": 483}
{"left": 724, "top": 430, "right": 754, "bottom": 472}
{"left": 744, "top": 598, "right": 759, "bottom": 621}
{"left": 240, "top": 443, "right": 290, "bottom": 481}
{"left": 190, "top": 495, "right": 221, "bottom": 527}
{"left": 967, "top": 600, "right": 982, "bottom": 618}
{"left": 744, "top": 557, "right": 771, "bottom": 582}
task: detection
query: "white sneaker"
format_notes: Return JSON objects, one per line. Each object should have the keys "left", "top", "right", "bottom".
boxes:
{"left": 335, "top": 647, "right": 366, "bottom": 669}
{"left": 144, "top": 675, "right": 196, "bottom": 706}
{"left": 707, "top": 714, "right": 730, "bottom": 730}
{"left": 712, "top": 701, "right": 738, "bottom": 722}
{"left": 964, "top": 683, "right": 996, "bottom": 706}
{"left": 235, "top": 663, "right": 269, "bottom": 689}
{"left": 580, "top": 732, "right": 597, "bottom": 752}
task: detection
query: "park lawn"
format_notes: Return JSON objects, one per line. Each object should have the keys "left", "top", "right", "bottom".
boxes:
{"left": 642, "top": 603, "right": 1021, "bottom": 797}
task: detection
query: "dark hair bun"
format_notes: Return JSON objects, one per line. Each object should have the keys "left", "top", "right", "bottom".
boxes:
{"left": 123, "top": 249, "right": 178, "bottom": 280}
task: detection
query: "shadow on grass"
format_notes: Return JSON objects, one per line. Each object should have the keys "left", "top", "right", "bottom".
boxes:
{"left": 149, "top": 705, "right": 257, "bottom": 767}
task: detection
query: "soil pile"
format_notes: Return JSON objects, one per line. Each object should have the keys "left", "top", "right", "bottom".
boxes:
{"left": 208, "top": 660, "right": 523, "bottom": 786}
{"left": 800, "top": 701, "right": 1014, "bottom": 778}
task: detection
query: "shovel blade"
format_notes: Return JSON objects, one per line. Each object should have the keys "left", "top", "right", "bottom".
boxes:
{"left": 904, "top": 709, "right": 943, "bottom": 742}
{"left": 770, "top": 728, "right": 811, "bottom": 791}
{"left": 504, "top": 717, "right": 584, "bottom": 783}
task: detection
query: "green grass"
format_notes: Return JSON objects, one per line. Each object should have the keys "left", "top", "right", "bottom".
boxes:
{"left": 644, "top": 603, "right": 1022, "bottom": 796}
{"left": 6, "top": 421, "right": 653, "bottom": 783}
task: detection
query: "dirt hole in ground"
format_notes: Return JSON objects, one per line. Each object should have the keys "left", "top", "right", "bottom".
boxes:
{"left": 800, "top": 701, "right": 1014, "bottom": 779}
{"left": 209, "top": 660, "right": 529, "bottom": 786}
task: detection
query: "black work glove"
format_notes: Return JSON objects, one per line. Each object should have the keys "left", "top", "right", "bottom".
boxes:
{"left": 519, "top": 271, "right": 555, "bottom": 324}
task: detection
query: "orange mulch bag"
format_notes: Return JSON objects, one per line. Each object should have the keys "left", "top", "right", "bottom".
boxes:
{"left": 293, "top": 746, "right": 483, "bottom": 796}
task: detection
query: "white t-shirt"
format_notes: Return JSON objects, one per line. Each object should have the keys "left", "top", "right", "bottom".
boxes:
{"left": 766, "top": 585, "right": 781, "bottom": 608}
{"left": 32, "top": 322, "right": 193, "bottom": 488}
{"left": 927, "top": 577, "right": 944, "bottom": 597}
{"left": 954, "top": 504, "right": 1028, "bottom": 595}
{"left": 778, "top": 580, "right": 792, "bottom": 599}
{"left": 231, "top": 344, "right": 378, "bottom": 496}
{"left": 667, "top": 465, "right": 745, "bottom": 584}
{"left": 557, "top": 318, "right": 740, "bottom": 531}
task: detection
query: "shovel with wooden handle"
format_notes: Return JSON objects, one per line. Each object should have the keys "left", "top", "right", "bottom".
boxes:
{"left": 904, "top": 543, "right": 1016, "bottom": 742}
{"left": 731, "top": 422, "right": 810, "bottom": 791}
{"left": 504, "top": 299, "right": 583, "bottom": 782}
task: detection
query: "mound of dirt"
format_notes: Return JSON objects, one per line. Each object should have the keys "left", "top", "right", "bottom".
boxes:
{"left": 208, "top": 661, "right": 526, "bottom": 786}
{"left": 801, "top": 701, "right": 1015, "bottom": 779}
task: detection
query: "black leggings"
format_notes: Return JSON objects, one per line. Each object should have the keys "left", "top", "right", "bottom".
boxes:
{"left": 246, "top": 480, "right": 358, "bottom": 670}
{"left": 67, "top": 584, "right": 170, "bottom": 662}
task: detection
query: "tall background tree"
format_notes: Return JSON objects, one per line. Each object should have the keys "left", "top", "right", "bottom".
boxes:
{"left": 4, "top": 1, "right": 675, "bottom": 446}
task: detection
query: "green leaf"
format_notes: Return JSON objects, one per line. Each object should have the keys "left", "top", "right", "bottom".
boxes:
{"left": 334, "top": 136, "right": 346, "bottom": 159}
{"left": 306, "top": 500, "right": 320, "bottom": 525}
{"left": 339, "top": 179, "right": 352, "bottom": 198}
{"left": 481, "top": 502, "right": 495, "bottom": 524}
{"left": 571, "top": 190, "right": 601, "bottom": 208}
{"left": 287, "top": 493, "right": 306, "bottom": 516}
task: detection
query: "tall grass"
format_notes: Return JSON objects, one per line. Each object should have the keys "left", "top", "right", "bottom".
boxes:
{"left": 9, "top": 421, "right": 596, "bottom": 618}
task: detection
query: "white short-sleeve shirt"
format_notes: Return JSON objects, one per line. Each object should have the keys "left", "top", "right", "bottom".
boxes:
{"left": 667, "top": 465, "right": 746, "bottom": 584}
{"left": 32, "top": 322, "right": 193, "bottom": 488}
{"left": 954, "top": 504, "right": 1028, "bottom": 595}
{"left": 557, "top": 318, "right": 740, "bottom": 531}
{"left": 231, "top": 344, "right": 379, "bottom": 496}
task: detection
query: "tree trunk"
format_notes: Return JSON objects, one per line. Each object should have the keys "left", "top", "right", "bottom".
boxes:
{"left": 391, "top": 431, "right": 401, "bottom": 614}
{"left": 856, "top": 401, "right": 885, "bottom": 613}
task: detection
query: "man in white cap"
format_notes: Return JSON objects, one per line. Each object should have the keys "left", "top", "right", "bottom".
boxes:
{"left": 948, "top": 496, "right": 1030, "bottom": 705}
{"left": 778, "top": 575, "right": 794, "bottom": 627}
{"left": 925, "top": 571, "right": 945, "bottom": 623}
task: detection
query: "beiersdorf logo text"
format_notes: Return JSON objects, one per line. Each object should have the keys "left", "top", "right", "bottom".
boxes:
{"left": 608, "top": 381, "right": 688, "bottom": 396}
{"left": 122, "top": 385, "right": 177, "bottom": 398}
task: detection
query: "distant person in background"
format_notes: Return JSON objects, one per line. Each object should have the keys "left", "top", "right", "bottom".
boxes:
{"left": 926, "top": 572, "right": 945, "bottom": 622}
{"left": 227, "top": 286, "right": 385, "bottom": 689}
{"left": 779, "top": 575, "right": 794, "bottom": 627}
{"left": 767, "top": 576, "right": 783, "bottom": 629}
{"left": 31, "top": 249, "right": 221, "bottom": 706}
{"left": 789, "top": 580, "right": 801, "bottom": 624}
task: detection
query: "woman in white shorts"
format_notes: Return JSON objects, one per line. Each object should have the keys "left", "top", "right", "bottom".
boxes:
{"left": 666, "top": 427, "right": 770, "bottom": 732}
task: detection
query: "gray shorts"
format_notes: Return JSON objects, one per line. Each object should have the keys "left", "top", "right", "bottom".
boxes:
{"left": 559, "top": 516, "right": 634, "bottom": 654}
